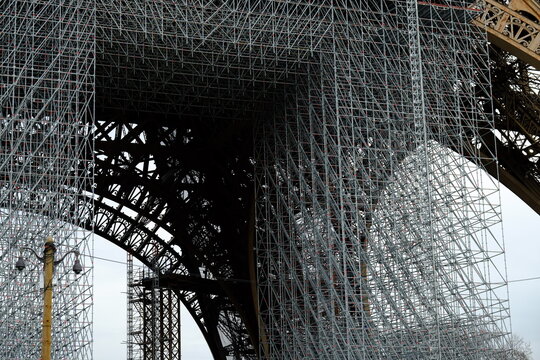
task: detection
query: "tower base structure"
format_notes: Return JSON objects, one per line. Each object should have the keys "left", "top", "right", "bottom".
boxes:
{"left": 0, "top": 0, "right": 514, "bottom": 359}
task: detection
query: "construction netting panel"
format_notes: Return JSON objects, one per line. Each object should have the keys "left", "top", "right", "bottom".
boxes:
{"left": 255, "top": 1, "right": 511, "bottom": 359}
{"left": 0, "top": 0, "right": 94, "bottom": 359}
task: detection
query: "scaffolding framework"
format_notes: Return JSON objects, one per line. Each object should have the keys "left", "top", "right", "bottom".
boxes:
{"left": 0, "top": 0, "right": 94, "bottom": 359}
{"left": 253, "top": 1, "right": 511, "bottom": 359}
{"left": 127, "top": 253, "right": 138, "bottom": 360}
{"left": 128, "top": 266, "right": 181, "bottom": 360}
{"left": 0, "top": 0, "right": 519, "bottom": 358}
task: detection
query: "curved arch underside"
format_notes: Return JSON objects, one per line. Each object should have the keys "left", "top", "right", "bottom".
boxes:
{"left": 88, "top": 108, "right": 259, "bottom": 359}
{"left": 473, "top": 0, "right": 540, "bottom": 214}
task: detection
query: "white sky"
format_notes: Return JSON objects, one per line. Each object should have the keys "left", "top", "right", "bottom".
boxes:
{"left": 93, "top": 185, "right": 540, "bottom": 360}
{"left": 500, "top": 186, "right": 540, "bottom": 359}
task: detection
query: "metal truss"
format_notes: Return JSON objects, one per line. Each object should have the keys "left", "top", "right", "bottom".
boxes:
{"left": 473, "top": 0, "right": 540, "bottom": 214}
{"left": 473, "top": 0, "right": 540, "bottom": 70}
{"left": 88, "top": 110, "right": 257, "bottom": 358}
{"left": 0, "top": 0, "right": 530, "bottom": 359}
{"left": 254, "top": 1, "right": 512, "bottom": 359}
{"left": 483, "top": 47, "right": 540, "bottom": 214}
{"left": 128, "top": 267, "right": 181, "bottom": 360}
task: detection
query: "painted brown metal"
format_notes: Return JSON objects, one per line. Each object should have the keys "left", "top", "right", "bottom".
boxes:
{"left": 473, "top": 0, "right": 540, "bottom": 69}
{"left": 473, "top": 0, "right": 540, "bottom": 214}
{"left": 41, "top": 238, "right": 56, "bottom": 360}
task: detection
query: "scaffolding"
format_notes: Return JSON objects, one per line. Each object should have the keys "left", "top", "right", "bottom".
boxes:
{"left": 127, "top": 253, "right": 139, "bottom": 360}
{"left": 0, "top": 0, "right": 516, "bottom": 358}
{"left": 0, "top": 0, "right": 94, "bottom": 358}
{"left": 128, "top": 266, "right": 181, "bottom": 360}
{"left": 252, "top": 1, "right": 512, "bottom": 359}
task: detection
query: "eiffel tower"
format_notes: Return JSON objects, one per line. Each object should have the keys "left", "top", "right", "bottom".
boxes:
{"left": 1, "top": 0, "right": 539, "bottom": 359}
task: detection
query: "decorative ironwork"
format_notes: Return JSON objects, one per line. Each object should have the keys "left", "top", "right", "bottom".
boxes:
{"left": 88, "top": 112, "right": 258, "bottom": 358}
{"left": 473, "top": 0, "right": 540, "bottom": 68}
{"left": 471, "top": 0, "right": 540, "bottom": 214}
{"left": 484, "top": 47, "right": 540, "bottom": 213}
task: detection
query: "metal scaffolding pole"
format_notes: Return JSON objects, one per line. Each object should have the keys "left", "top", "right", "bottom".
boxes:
{"left": 0, "top": 0, "right": 94, "bottom": 358}
{"left": 0, "top": 0, "right": 519, "bottom": 358}
{"left": 254, "top": 2, "right": 511, "bottom": 359}
{"left": 128, "top": 266, "right": 181, "bottom": 360}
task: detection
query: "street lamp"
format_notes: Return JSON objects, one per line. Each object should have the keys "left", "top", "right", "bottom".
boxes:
{"left": 15, "top": 236, "right": 82, "bottom": 360}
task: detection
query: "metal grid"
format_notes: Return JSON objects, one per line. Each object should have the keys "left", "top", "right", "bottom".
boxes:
{"left": 128, "top": 266, "right": 181, "bottom": 360}
{"left": 127, "top": 253, "right": 140, "bottom": 360}
{"left": 0, "top": 0, "right": 94, "bottom": 358}
{"left": 0, "top": 0, "right": 516, "bottom": 358}
{"left": 254, "top": 1, "right": 512, "bottom": 359}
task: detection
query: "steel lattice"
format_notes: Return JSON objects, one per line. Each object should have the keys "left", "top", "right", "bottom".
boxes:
{"left": 0, "top": 0, "right": 94, "bottom": 358}
{"left": 0, "top": 0, "right": 517, "bottom": 359}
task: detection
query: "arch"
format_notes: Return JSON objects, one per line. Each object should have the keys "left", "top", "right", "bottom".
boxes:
{"left": 87, "top": 109, "right": 260, "bottom": 358}
{"left": 473, "top": 0, "right": 540, "bottom": 69}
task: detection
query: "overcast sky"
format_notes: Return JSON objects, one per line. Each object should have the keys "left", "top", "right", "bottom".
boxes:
{"left": 93, "top": 185, "right": 540, "bottom": 360}
{"left": 500, "top": 186, "right": 540, "bottom": 359}
{"left": 93, "top": 242, "right": 212, "bottom": 360}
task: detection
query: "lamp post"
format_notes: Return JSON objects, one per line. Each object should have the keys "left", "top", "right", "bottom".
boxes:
{"left": 15, "top": 236, "right": 82, "bottom": 360}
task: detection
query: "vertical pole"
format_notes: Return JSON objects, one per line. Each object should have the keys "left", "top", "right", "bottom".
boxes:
{"left": 127, "top": 253, "right": 134, "bottom": 360}
{"left": 41, "top": 237, "right": 56, "bottom": 360}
